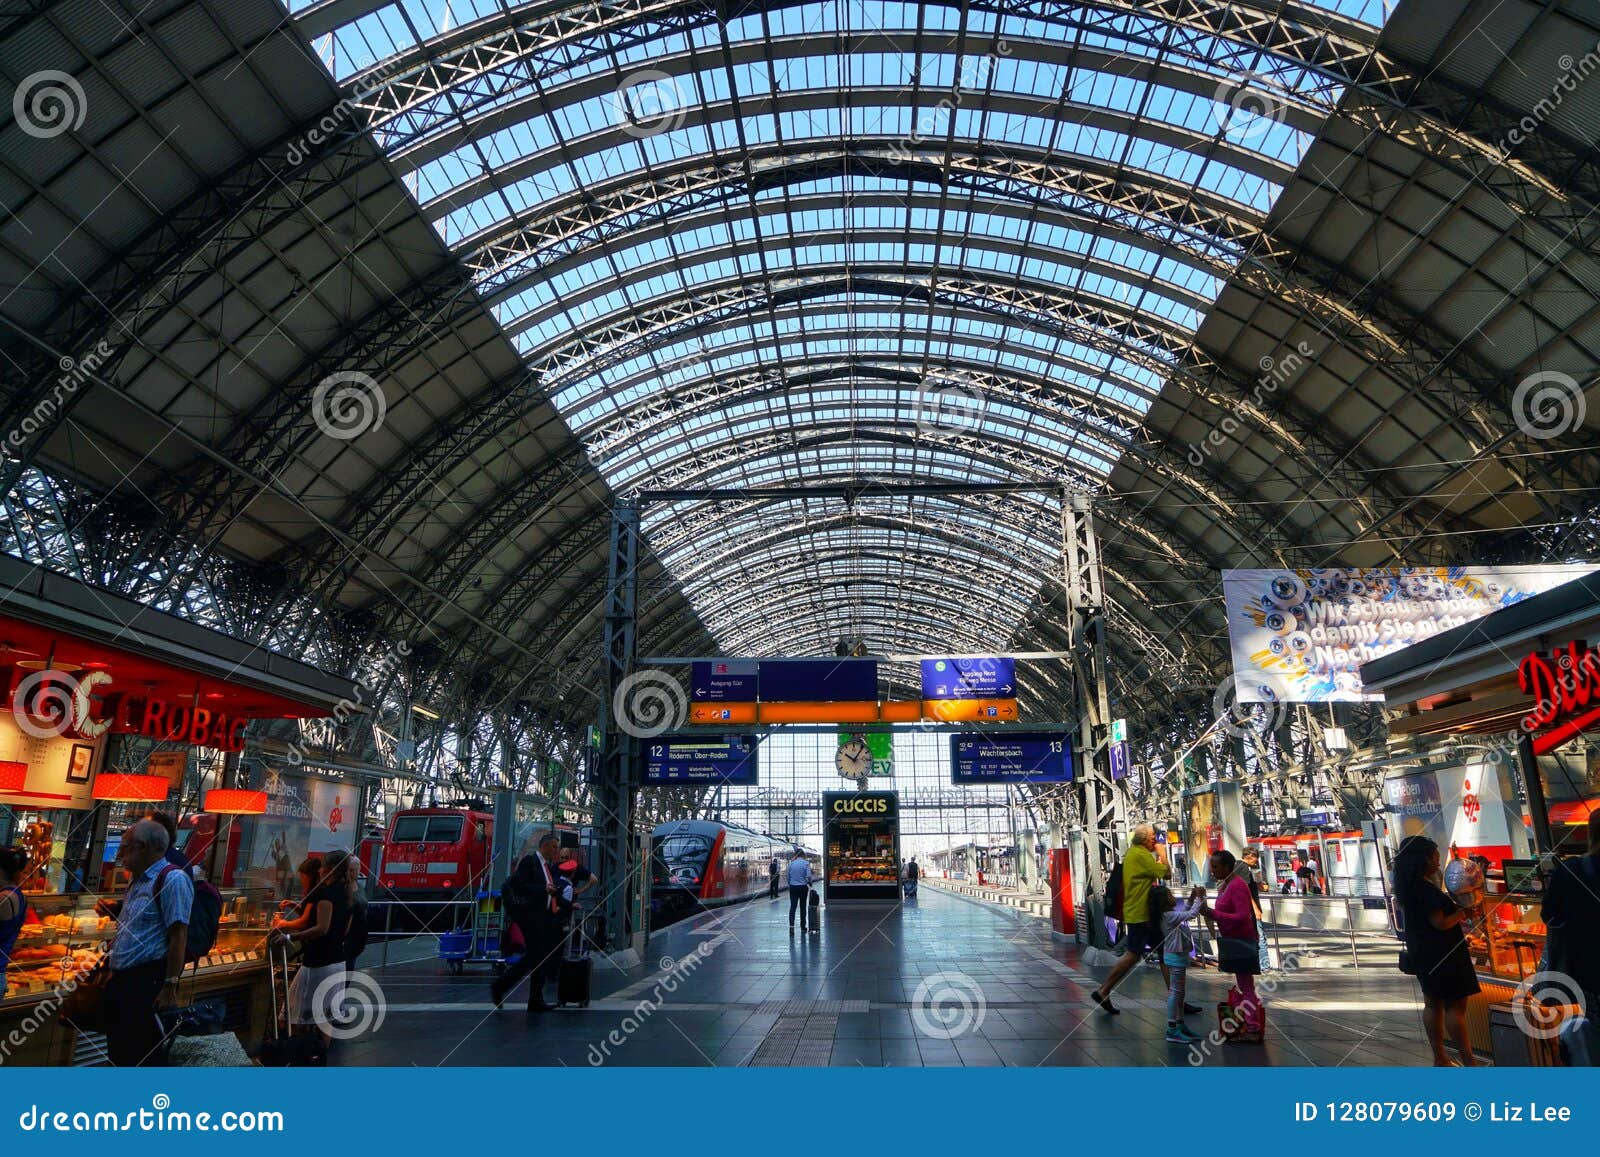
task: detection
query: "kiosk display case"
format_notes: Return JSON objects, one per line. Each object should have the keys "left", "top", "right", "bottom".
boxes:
{"left": 822, "top": 791, "right": 901, "bottom": 901}
{"left": 2, "top": 886, "right": 274, "bottom": 1003}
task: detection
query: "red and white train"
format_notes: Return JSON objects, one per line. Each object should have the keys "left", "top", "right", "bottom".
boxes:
{"left": 650, "top": 818, "right": 819, "bottom": 924}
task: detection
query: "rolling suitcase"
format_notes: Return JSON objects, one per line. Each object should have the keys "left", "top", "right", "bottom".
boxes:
{"left": 556, "top": 916, "right": 592, "bottom": 1008}
{"left": 808, "top": 886, "right": 821, "bottom": 931}
{"left": 256, "top": 941, "right": 327, "bottom": 1066}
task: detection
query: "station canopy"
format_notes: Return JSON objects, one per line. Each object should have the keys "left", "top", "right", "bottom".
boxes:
{"left": 1, "top": 0, "right": 1597, "bottom": 726}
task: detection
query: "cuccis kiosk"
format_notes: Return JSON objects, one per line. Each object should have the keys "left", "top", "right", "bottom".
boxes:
{"left": 822, "top": 790, "right": 900, "bottom": 901}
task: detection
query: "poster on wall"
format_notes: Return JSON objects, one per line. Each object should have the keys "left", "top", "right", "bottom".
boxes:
{"left": 238, "top": 769, "right": 358, "bottom": 892}
{"left": 1221, "top": 564, "right": 1598, "bottom": 703}
{"left": 1381, "top": 762, "right": 1526, "bottom": 866}
{"left": 1184, "top": 791, "right": 1217, "bottom": 888}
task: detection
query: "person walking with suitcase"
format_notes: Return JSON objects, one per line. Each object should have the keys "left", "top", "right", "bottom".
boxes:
{"left": 786, "top": 848, "right": 813, "bottom": 933}
{"left": 769, "top": 857, "right": 781, "bottom": 900}
{"left": 491, "top": 831, "right": 569, "bottom": 1012}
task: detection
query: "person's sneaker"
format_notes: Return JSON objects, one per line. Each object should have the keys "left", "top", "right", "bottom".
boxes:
{"left": 1090, "top": 990, "right": 1120, "bottom": 1015}
{"left": 1175, "top": 1023, "right": 1204, "bottom": 1042}
{"left": 1165, "top": 1026, "right": 1191, "bottom": 1044}
{"left": 1183, "top": 1002, "right": 1203, "bottom": 1015}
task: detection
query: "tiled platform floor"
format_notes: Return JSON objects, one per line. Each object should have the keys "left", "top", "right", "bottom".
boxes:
{"left": 336, "top": 887, "right": 1434, "bottom": 1067}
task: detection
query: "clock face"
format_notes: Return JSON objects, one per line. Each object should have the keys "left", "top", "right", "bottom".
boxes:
{"left": 835, "top": 738, "right": 872, "bottom": 777}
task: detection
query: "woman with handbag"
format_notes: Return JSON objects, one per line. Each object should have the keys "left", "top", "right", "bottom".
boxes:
{"left": 1209, "top": 849, "right": 1264, "bottom": 1039}
{"left": 1393, "top": 835, "right": 1480, "bottom": 1066}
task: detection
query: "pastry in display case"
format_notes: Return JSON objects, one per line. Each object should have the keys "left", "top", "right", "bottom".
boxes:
{"left": 2, "top": 886, "right": 274, "bottom": 1002}
{"left": 1470, "top": 859, "right": 1547, "bottom": 984}
{"left": 20, "top": 821, "right": 53, "bottom": 892}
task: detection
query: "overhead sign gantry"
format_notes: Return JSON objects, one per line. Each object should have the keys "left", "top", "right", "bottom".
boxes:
{"left": 686, "top": 655, "right": 1020, "bottom": 724}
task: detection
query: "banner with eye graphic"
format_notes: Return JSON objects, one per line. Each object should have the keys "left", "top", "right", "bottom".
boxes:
{"left": 1220, "top": 564, "right": 1599, "bottom": 703}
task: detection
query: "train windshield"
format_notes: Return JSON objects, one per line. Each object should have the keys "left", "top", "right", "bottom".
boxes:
{"left": 656, "top": 834, "right": 711, "bottom": 886}
{"left": 391, "top": 816, "right": 464, "bottom": 843}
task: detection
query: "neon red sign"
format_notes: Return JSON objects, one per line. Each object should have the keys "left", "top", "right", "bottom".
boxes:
{"left": 1519, "top": 641, "right": 1600, "bottom": 755}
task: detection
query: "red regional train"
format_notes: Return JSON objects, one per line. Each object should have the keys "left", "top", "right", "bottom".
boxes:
{"left": 377, "top": 804, "right": 496, "bottom": 900}
{"left": 650, "top": 818, "right": 819, "bottom": 925}
{"left": 376, "top": 804, "right": 587, "bottom": 901}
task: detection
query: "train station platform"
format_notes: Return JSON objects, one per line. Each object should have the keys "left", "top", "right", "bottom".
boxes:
{"left": 337, "top": 887, "right": 1433, "bottom": 1067}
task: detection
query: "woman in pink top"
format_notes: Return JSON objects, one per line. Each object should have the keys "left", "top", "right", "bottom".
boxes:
{"left": 1209, "top": 849, "right": 1263, "bottom": 1035}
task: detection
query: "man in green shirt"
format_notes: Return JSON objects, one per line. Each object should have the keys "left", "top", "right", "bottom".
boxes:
{"left": 1091, "top": 824, "right": 1173, "bottom": 1014}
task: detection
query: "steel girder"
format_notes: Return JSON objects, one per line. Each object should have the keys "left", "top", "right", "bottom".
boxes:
{"left": 277, "top": 365, "right": 548, "bottom": 606}
{"left": 521, "top": 220, "right": 1575, "bottom": 542}
{"left": 326, "top": 0, "right": 1597, "bottom": 244}
{"left": 496, "top": 449, "right": 1240, "bottom": 687}
{"left": 453, "top": 138, "right": 1511, "bottom": 525}
{"left": 118, "top": 261, "right": 483, "bottom": 600}
{"left": 526, "top": 267, "right": 1444, "bottom": 548}
{"left": 334, "top": 0, "right": 1337, "bottom": 155}
{"left": 578, "top": 358, "right": 1273, "bottom": 546}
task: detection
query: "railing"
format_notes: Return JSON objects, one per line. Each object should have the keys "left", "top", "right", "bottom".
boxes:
{"left": 367, "top": 899, "right": 482, "bottom": 968}
{"left": 1254, "top": 892, "right": 1397, "bottom": 969}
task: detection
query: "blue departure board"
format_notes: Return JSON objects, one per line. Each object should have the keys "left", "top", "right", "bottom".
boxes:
{"left": 642, "top": 735, "right": 759, "bottom": 785}
{"left": 949, "top": 732, "right": 1074, "bottom": 783}
{"left": 757, "top": 659, "right": 877, "bottom": 702}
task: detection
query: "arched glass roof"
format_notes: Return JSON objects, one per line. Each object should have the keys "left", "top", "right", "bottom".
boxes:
{"left": 287, "top": 0, "right": 1398, "bottom": 659}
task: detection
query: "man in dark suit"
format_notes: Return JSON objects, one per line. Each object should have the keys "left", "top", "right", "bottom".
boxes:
{"left": 491, "top": 831, "right": 570, "bottom": 1012}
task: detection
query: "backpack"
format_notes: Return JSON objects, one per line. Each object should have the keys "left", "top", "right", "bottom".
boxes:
{"left": 500, "top": 863, "right": 537, "bottom": 917}
{"left": 156, "top": 865, "right": 221, "bottom": 963}
{"left": 1105, "top": 862, "right": 1125, "bottom": 921}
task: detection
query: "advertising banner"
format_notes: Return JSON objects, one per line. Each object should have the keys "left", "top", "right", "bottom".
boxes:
{"left": 1381, "top": 762, "right": 1527, "bottom": 866}
{"left": 1221, "top": 564, "right": 1597, "bottom": 702}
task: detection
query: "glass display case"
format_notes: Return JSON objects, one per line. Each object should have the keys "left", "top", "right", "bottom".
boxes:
{"left": 1469, "top": 872, "right": 1547, "bottom": 983}
{"left": 2, "top": 885, "right": 273, "bottom": 1003}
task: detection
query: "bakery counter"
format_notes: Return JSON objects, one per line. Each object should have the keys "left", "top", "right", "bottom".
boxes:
{"left": 1, "top": 948, "right": 278, "bottom": 1067}
{"left": 2, "top": 885, "right": 279, "bottom": 1065}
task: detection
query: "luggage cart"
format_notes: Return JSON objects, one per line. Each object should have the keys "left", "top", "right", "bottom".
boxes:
{"left": 437, "top": 891, "right": 522, "bottom": 975}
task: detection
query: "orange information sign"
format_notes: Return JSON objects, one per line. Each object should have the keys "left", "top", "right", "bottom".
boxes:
{"left": 759, "top": 701, "right": 879, "bottom": 724}
{"left": 689, "top": 702, "right": 758, "bottom": 724}
{"left": 922, "top": 698, "right": 1020, "bottom": 722}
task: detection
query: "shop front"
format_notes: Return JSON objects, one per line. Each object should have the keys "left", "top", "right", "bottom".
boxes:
{"left": 822, "top": 790, "right": 900, "bottom": 901}
{"left": 1361, "top": 570, "right": 1600, "bottom": 1063}
{"left": 0, "top": 558, "right": 361, "bottom": 1064}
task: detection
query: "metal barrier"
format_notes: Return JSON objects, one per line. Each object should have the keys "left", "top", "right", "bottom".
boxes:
{"left": 367, "top": 899, "right": 482, "bottom": 969}
{"left": 1256, "top": 893, "right": 1396, "bottom": 969}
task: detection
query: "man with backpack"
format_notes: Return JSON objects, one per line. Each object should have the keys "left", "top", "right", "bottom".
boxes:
{"left": 1091, "top": 824, "right": 1180, "bottom": 1015}
{"left": 103, "top": 819, "right": 191, "bottom": 1066}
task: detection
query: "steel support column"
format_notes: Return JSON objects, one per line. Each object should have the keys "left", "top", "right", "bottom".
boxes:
{"left": 1063, "top": 490, "right": 1123, "bottom": 948}
{"left": 596, "top": 498, "right": 641, "bottom": 953}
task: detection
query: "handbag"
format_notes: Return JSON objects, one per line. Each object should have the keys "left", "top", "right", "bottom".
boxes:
{"left": 56, "top": 963, "right": 111, "bottom": 1033}
{"left": 1398, "top": 951, "right": 1417, "bottom": 975}
{"left": 1218, "top": 936, "right": 1262, "bottom": 974}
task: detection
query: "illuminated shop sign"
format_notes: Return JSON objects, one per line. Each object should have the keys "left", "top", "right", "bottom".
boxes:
{"left": 828, "top": 793, "right": 895, "bottom": 816}
{"left": 1519, "top": 640, "right": 1600, "bottom": 755}
{"left": 9, "top": 667, "right": 248, "bottom": 750}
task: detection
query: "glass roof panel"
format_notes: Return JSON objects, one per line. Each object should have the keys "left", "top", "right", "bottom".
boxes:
{"left": 293, "top": 0, "right": 1392, "bottom": 656}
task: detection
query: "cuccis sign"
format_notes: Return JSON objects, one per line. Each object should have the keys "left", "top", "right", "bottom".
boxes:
{"left": 1518, "top": 640, "right": 1600, "bottom": 755}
